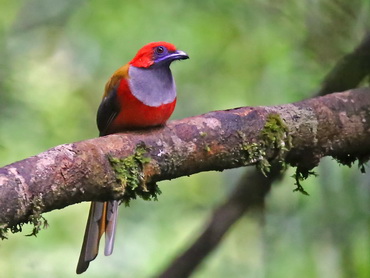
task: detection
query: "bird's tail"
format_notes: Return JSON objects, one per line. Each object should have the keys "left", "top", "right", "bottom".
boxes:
{"left": 76, "top": 200, "right": 119, "bottom": 274}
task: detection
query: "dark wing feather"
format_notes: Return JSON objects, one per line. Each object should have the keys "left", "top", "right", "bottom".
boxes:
{"left": 96, "top": 84, "right": 120, "bottom": 136}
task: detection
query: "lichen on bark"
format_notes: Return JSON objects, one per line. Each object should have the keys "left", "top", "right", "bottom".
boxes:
{"left": 108, "top": 144, "right": 161, "bottom": 206}
{"left": 241, "top": 113, "right": 292, "bottom": 176}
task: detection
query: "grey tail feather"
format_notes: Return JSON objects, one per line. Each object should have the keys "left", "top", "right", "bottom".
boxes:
{"left": 104, "top": 200, "right": 119, "bottom": 256}
{"left": 76, "top": 201, "right": 105, "bottom": 274}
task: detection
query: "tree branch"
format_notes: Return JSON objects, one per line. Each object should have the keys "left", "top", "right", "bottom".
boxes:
{"left": 1, "top": 88, "right": 370, "bottom": 236}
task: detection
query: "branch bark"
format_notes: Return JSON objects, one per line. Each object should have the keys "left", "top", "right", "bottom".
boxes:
{"left": 1, "top": 88, "right": 370, "bottom": 235}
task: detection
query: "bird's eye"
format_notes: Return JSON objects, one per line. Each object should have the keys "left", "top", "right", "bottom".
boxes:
{"left": 156, "top": 46, "right": 165, "bottom": 55}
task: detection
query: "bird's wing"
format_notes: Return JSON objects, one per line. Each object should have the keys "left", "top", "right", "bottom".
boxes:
{"left": 97, "top": 63, "right": 130, "bottom": 136}
{"left": 96, "top": 85, "right": 120, "bottom": 136}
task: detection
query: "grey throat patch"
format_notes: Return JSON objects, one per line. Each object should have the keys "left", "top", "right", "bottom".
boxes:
{"left": 128, "top": 65, "right": 177, "bottom": 107}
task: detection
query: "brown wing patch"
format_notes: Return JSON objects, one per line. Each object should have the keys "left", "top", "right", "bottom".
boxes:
{"left": 103, "top": 63, "right": 130, "bottom": 99}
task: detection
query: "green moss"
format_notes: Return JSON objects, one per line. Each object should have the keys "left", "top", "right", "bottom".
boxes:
{"left": 109, "top": 144, "right": 161, "bottom": 206}
{"left": 359, "top": 161, "right": 367, "bottom": 174}
{"left": 262, "top": 114, "right": 312, "bottom": 195}
{"left": 239, "top": 113, "right": 318, "bottom": 195}
{"left": 25, "top": 196, "right": 49, "bottom": 237}
{"left": 0, "top": 195, "right": 49, "bottom": 239}
{"left": 242, "top": 142, "right": 270, "bottom": 176}
{"left": 241, "top": 113, "right": 291, "bottom": 176}
{"left": 204, "top": 144, "right": 211, "bottom": 153}
{"left": 199, "top": 131, "right": 211, "bottom": 152}
{"left": 199, "top": 131, "right": 208, "bottom": 137}
{"left": 334, "top": 153, "right": 358, "bottom": 167}
{"left": 1, "top": 221, "right": 23, "bottom": 239}
{"left": 292, "top": 168, "right": 318, "bottom": 196}
{"left": 261, "top": 113, "right": 291, "bottom": 153}
{"left": 334, "top": 153, "right": 369, "bottom": 174}
{"left": 0, "top": 224, "right": 8, "bottom": 240}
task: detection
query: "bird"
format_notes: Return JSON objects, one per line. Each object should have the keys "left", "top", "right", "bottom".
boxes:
{"left": 76, "top": 42, "right": 189, "bottom": 274}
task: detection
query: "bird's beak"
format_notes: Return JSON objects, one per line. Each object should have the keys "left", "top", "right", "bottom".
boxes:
{"left": 170, "top": 50, "right": 189, "bottom": 61}
{"left": 155, "top": 50, "right": 189, "bottom": 64}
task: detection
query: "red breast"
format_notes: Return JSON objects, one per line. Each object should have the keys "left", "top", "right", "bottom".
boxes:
{"left": 109, "top": 78, "right": 176, "bottom": 131}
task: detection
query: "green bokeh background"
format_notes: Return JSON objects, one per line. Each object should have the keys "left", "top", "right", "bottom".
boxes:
{"left": 0, "top": 1, "right": 369, "bottom": 277}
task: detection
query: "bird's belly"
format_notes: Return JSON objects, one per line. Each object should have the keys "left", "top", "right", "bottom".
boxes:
{"left": 114, "top": 99, "right": 176, "bottom": 129}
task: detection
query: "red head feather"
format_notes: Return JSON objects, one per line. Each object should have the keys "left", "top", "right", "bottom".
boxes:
{"left": 129, "top": 41, "right": 177, "bottom": 68}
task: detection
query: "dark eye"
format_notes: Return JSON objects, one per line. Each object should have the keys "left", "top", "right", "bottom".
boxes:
{"left": 156, "top": 46, "right": 165, "bottom": 55}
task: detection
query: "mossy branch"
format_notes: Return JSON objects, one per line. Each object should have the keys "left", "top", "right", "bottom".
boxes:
{"left": 1, "top": 88, "right": 370, "bottom": 238}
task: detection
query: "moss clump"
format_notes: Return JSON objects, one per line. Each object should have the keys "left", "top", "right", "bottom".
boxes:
{"left": 334, "top": 153, "right": 369, "bottom": 174}
{"left": 0, "top": 224, "right": 9, "bottom": 239}
{"left": 260, "top": 113, "right": 291, "bottom": 155}
{"left": 262, "top": 114, "right": 313, "bottom": 195}
{"left": 204, "top": 144, "right": 211, "bottom": 153}
{"left": 199, "top": 131, "right": 211, "bottom": 152}
{"left": 262, "top": 114, "right": 315, "bottom": 195}
{"left": 0, "top": 195, "right": 49, "bottom": 239}
{"left": 242, "top": 113, "right": 291, "bottom": 176}
{"left": 292, "top": 168, "right": 318, "bottom": 196}
{"left": 242, "top": 142, "right": 271, "bottom": 176}
{"left": 109, "top": 144, "right": 161, "bottom": 206}
{"left": 25, "top": 196, "right": 49, "bottom": 237}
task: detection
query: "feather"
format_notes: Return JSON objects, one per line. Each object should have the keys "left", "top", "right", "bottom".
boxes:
{"left": 76, "top": 202, "right": 106, "bottom": 274}
{"left": 104, "top": 200, "right": 119, "bottom": 256}
{"left": 97, "top": 64, "right": 130, "bottom": 136}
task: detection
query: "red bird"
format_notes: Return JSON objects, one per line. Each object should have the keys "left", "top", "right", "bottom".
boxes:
{"left": 76, "top": 42, "right": 188, "bottom": 274}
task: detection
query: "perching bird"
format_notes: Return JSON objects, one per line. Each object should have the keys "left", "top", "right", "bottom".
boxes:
{"left": 76, "top": 42, "right": 189, "bottom": 274}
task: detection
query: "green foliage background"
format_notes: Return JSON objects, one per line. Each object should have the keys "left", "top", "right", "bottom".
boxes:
{"left": 0, "top": 0, "right": 369, "bottom": 277}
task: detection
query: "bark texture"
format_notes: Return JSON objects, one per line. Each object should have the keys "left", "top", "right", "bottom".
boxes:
{"left": 1, "top": 88, "right": 370, "bottom": 235}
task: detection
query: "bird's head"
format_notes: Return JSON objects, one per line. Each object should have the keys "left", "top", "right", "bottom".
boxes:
{"left": 130, "top": 42, "right": 189, "bottom": 68}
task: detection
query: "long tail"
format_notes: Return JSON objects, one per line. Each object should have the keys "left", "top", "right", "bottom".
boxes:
{"left": 76, "top": 200, "right": 119, "bottom": 274}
